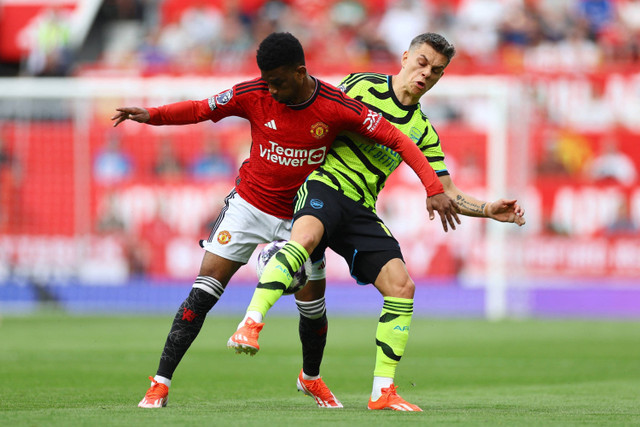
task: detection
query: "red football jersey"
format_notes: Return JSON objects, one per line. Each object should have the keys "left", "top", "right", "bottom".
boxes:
{"left": 147, "top": 77, "right": 442, "bottom": 218}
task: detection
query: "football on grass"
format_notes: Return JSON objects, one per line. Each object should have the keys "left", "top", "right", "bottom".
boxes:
{"left": 256, "top": 240, "right": 312, "bottom": 295}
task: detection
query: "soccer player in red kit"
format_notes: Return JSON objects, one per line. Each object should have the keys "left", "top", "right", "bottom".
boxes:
{"left": 111, "top": 32, "right": 459, "bottom": 409}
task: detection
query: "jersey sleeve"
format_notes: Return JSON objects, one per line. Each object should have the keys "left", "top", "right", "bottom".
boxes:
{"left": 147, "top": 84, "right": 248, "bottom": 125}
{"left": 147, "top": 99, "right": 214, "bottom": 125}
{"left": 419, "top": 121, "right": 449, "bottom": 176}
{"left": 341, "top": 102, "right": 444, "bottom": 196}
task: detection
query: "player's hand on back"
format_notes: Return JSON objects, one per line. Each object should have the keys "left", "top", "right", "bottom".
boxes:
{"left": 426, "top": 193, "right": 461, "bottom": 232}
{"left": 111, "top": 107, "right": 150, "bottom": 127}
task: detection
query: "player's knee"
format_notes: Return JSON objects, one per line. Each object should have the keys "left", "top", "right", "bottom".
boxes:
{"left": 295, "top": 278, "right": 326, "bottom": 300}
{"left": 292, "top": 233, "right": 320, "bottom": 255}
{"left": 291, "top": 218, "right": 324, "bottom": 254}
{"left": 388, "top": 276, "right": 415, "bottom": 299}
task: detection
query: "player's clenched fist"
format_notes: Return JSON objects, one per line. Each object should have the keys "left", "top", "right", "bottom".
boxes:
{"left": 111, "top": 107, "right": 150, "bottom": 127}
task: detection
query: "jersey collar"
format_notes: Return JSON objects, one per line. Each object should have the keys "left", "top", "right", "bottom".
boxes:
{"left": 287, "top": 77, "right": 320, "bottom": 110}
{"left": 387, "top": 75, "right": 420, "bottom": 112}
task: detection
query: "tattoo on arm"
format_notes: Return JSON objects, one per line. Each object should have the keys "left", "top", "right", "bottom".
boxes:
{"left": 456, "top": 195, "right": 485, "bottom": 216}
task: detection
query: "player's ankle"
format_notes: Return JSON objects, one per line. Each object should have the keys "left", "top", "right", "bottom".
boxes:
{"left": 153, "top": 375, "right": 171, "bottom": 387}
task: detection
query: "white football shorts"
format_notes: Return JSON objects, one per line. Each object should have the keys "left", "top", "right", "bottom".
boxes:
{"left": 201, "top": 189, "right": 326, "bottom": 280}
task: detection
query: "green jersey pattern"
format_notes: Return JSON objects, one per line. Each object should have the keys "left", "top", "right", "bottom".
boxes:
{"left": 306, "top": 72, "right": 448, "bottom": 213}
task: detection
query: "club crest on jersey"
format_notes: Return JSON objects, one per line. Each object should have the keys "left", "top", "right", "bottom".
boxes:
{"left": 217, "top": 230, "right": 231, "bottom": 245}
{"left": 310, "top": 122, "right": 329, "bottom": 139}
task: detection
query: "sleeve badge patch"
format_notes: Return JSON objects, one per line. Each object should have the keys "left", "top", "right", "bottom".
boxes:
{"left": 215, "top": 88, "right": 234, "bottom": 106}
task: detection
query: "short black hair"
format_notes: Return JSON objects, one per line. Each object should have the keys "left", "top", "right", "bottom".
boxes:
{"left": 409, "top": 33, "right": 456, "bottom": 64}
{"left": 256, "top": 32, "right": 306, "bottom": 71}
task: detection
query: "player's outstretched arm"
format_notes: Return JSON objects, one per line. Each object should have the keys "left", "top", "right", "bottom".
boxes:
{"left": 111, "top": 107, "right": 150, "bottom": 127}
{"left": 440, "top": 175, "right": 525, "bottom": 226}
{"left": 426, "top": 193, "right": 461, "bottom": 232}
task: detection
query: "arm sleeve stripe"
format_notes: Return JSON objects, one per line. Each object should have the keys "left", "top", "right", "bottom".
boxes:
{"left": 236, "top": 85, "right": 268, "bottom": 96}
{"left": 317, "top": 91, "right": 363, "bottom": 115}
{"left": 319, "top": 82, "right": 362, "bottom": 108}
{"left": 319, "top": 84, "right": 363, "bottom": 111}
{"left": 235, "top": 78, "right": 266, "bottom": 90}
{"left": 342, "top": 73, "right": 387, "bottom": 90}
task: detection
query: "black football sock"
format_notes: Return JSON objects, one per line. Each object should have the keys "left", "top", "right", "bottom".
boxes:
{"left": 299, "top": 312, "right": 328, "bottom": 377}
{"left": 156, "top": 285, "right": 220, "bottom": 379}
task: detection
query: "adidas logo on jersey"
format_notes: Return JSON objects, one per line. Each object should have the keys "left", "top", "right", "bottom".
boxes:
{"left": 264, "top": 120, "right": 277, "bottom": 130}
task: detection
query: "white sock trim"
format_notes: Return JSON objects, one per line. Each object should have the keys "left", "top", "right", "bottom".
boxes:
{"left": 295, "top": 297, "right": 326, "bottom": 319}
{"left": 193, "top": 276, "right": 224, "bottom": 298}
{"left": 371, "top": 376, "right": 393, "bottom": 400}
{"left": 238, "top": 311, "right": 263, "bottom": 329}
{"left": 302, "top": 372, "right": 321, "bottom": 381}
{"left": 154, "top": 375, "right": 171, "bottom": 387}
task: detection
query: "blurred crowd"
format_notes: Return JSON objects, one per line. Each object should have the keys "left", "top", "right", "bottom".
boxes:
{"left": 21, "top": 0, "right": 640, "bottom": 77}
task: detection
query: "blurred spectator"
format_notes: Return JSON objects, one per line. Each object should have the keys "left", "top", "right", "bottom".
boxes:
{"left": 137, "top": 201, "right": 173, "bottom": 278}
{"left": 524, "top": 21, "right": 601, "bottom": 71}
{"left": 190, "top": 137, "right": 234, "bottom": 180}
{"left": 153, "top": 137, "right": 183, "bottom": 180}
{"left": 180, "top": 3, "right": 224, "bottom": 47}
{"left": 136, "top": 29, "right": 172, "bottom": 74}
{"left": 588, "top": 137, "right": 637, "bottom": 185}
{"left": 499, "top": 1, "right": 543, "bottom": 48}
{"left": 20, "top": 7, "right": 74, "bottom": 76}
{"left": 378, "top": 0, "right": 431, "bottom": 55}
{"left": 454, "top": 0, "right": 504, "bottom": 62}
{"left": 618, "top": 0, "right": 640, "bottom": 33}
{"left": 211, "top": 1, "right": 254, "bottom": 72}
{"left": 575, "top": 0, "right": 616, "bottom": 39}
{"left": 94, "top": 132, "right": 133, "bottom": 185}
{"left": 96, "top": 191, "right": 127, "bottom": 234}
{"left": 100, "top": 0, "right": 145, "bottom": 20}
{"left": 599, "top": 0, "right": 640, "bottom": 62}
{"left": 56, "top": 0, "right": 638, "bottom": 76}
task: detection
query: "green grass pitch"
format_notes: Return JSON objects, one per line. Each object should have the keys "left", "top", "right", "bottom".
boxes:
{"left": 1, "top": 313, "right": 639, "bottom": 426}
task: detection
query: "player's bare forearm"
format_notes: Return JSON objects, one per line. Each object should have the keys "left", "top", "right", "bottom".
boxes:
{"left": 440, "top": 175, "right": 525, "bottom": 225}
{"left": 452, "top": 194, "right": 486, "bottom": 217}
{"left": 440, "top": 175, "right": 484, "bottom": 217}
